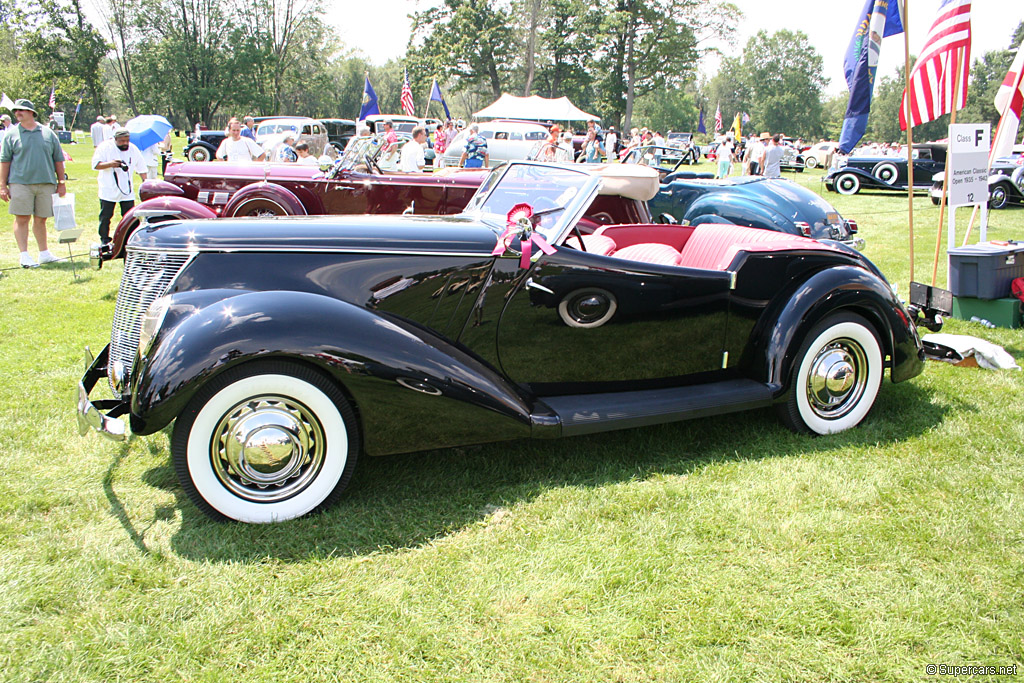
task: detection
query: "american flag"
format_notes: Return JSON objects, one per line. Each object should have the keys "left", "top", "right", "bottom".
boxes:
{"left": 400, "top": 70, "right": 415, "bottom": 117}
{"left": 714, "top": 104, "right": 722, "bottom": 133}
{"left": 991, "top": 40, "right": 1024, "bottom": 162}
{"left": 899, "top": 0, "right": 972, "bottom": 130}
{"left": 48, "top": 86, "right": 56, "bottom": 109}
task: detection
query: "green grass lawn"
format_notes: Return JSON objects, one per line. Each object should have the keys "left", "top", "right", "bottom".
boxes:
{"left": 1, "top": 148, "right": 1023, "bottom": 681}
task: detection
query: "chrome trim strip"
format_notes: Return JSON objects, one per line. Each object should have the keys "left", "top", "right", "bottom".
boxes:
{"left": 125, "top": 245, "right": 494, "bottom": 258}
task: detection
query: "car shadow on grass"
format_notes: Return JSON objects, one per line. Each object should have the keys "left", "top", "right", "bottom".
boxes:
{"left": 109, "top": 380, "right": 955, "bottom": 563}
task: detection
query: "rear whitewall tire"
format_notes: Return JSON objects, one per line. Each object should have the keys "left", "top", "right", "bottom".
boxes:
{"left": 778, "top": 314, "right": 883, "bottom": 435}
{"left": 172, "top": 362, "right": 359, "bottom": 523}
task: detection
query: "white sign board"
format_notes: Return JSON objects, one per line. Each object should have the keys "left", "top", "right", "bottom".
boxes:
{"left": 947, "top": 123, "right": 989, "bottom": 208}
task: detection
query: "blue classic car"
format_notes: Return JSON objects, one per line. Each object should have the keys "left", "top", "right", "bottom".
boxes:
{"left": 824, "top": 143, "right": 947, "bottom": 195}
{"left": 78, "top": 162, "right": 926, "bottom": 523}
{"left": 648, "top": 172, "right": 862, "bottom": 247}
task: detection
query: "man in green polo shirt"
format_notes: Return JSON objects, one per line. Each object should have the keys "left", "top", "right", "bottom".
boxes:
{"left": 0, "top": 98, "right": 66, "bottom": 268}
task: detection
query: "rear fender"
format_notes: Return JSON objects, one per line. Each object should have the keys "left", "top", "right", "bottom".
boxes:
{"left": 130, "top": 290, "right": 536, "bottom": 455}
{"left": 741, "top": 265, "right": 923, "bottom": 395}
{"left": 109, "top": 197, "right": 217, "bottom": 259}
{"left": 222, "top": 182, "right": 308, "bottom": 217}
{"left": 685, "top": 193, "right": 789, "bottom": 233}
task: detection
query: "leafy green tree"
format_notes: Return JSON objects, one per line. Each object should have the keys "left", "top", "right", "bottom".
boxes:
{"left": 23, "top": 0, "right": 108, "bottom": 117}
{"left": 596, "top": 0, "right": 734, "bottom": 130}
{"left": 631, "top": 85, "right": 699, "bottom": 134}
{"left": 409, "top": 0, "right": 520, "bottom": 100}
{"left": 738, "top": 30, "right": 826, "bottom": 139}
{"left": 532, "top": 0, "right": 600, "bottom": 108}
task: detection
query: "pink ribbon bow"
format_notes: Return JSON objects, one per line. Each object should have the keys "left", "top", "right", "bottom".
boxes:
{"left": 490, "top": 203, "right": 557, "bottom": 269}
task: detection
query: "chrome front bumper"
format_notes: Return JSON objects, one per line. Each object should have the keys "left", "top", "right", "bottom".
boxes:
{"left": 89, "top": 243, "right": 111, "bottom": 270}
{"left": 76, "top": 345, "right": 129, "bottom": 441}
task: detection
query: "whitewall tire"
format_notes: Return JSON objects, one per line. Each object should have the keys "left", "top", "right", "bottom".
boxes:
{"left": 172, "top": 362, "right": 359, "bottom": 523}
{"left": 778, "top": 314, "right": 883, "bottom": 435}
{"left": 835, "top": 173, "right": 861, "bottom": 195}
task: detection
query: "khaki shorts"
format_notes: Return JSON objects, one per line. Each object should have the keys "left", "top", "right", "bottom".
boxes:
{"left": 8, "top": 183, "right": 57, "bottom": 218}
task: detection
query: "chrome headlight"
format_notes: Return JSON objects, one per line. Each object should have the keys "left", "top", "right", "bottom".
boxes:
{"left": 138, "top": 296, "right": 172, "bottom": 356}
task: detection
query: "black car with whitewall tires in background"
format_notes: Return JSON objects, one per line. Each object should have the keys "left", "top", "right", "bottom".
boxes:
{"left": 825, "top": 143, "right": 947, "bottom": 196}
{"left": 78, "top": 162, "right": 928, "bottom": 524}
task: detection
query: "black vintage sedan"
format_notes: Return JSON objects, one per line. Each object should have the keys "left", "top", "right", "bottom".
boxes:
{"left": 78, "top": 162, "right": 926, "bottom": 523}
{"left": 825, "top": 143, "right": 947, "bottom": 195}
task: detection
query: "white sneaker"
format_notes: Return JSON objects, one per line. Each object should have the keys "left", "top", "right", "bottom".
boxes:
{"left": 19, "top": 252, "right": 38, "bottom": 268}
{"left": 37, "top": 250, "right": 59, "bottom": 264}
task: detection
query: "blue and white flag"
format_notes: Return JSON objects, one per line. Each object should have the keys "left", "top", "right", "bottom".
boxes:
{"left": 429, "top": 79, "right": 451, "bottom": 120}
{"left": 359, "top": 75, "right": 380, "bottom": 120}
{"left": 697, "top": 108, "right": 706, "bottom": 134}
{"left": 839, "top": 0, "right": 905, "bottom": 153}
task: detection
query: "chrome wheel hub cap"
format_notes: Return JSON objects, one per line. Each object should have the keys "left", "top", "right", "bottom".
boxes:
{"left": 211, "top": 396, "right": 325, "bottom": 502}
{"left": 806, "top": 340, "right": 866, "bottom": 419}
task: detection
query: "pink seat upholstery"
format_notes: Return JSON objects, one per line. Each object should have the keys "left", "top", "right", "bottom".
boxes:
{"left": 678, "top": 224, "right": 819, "bottom": 271}
{"left": 565, "top": 233, "right": 617, "bottom": 256}
{"left": 612, "top": 242, "right": 682, "bottom": 266}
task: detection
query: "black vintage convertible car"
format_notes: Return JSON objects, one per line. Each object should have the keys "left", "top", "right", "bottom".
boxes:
{"left": 825, "top": 142, "right": 947, "bottom": 195}
{"left": 78, "top": 162, "right": 927, "bottom": 523}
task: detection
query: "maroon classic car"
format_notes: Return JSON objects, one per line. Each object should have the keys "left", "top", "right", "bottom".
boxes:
{"left": 96, "top": 136, "right": 652, "bottom": 265}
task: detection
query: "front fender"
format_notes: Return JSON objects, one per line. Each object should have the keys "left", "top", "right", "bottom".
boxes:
{"left": 108, "top": 197, "right": 217, "bottom": 260}
{"left": 742, "top": 265, "right": 923, "bottom": 395}
{"left": 130, "top": 290, "right": 536, "bottom": 455}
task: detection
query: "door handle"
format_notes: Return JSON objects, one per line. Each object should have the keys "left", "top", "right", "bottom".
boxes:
{"left": 525, "top": 278, "right": 554, "bottom": 295}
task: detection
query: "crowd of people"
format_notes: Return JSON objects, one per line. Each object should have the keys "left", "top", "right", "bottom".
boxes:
{"left": 2, "top": 100, "right": 819, "bottom": 268}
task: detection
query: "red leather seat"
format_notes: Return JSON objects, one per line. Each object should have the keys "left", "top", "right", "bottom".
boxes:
{"left": 612, "top": 242, "right": 682, "bottom": 266}
{"left": 678, "top": 224, "right": 811, "bottom": 271}
{"left": 565, "top": 233, "right": 617, "bottom": 256}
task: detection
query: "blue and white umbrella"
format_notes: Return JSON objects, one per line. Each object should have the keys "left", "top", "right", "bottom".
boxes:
{"left": 125, "top": 114, "right": 173, "bottom": 151}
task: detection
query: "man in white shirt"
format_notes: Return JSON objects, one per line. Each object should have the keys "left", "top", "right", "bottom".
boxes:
{"left": 399, "top": 126, "right": 426, "bottom": 172}
{"left": 215, "top": 119, "right": 265, "bottom": 162}
{"left": 605, "top": 127, "right": 617, "bottom": 157}
{"left": 92, "top": 127, "right": 147, "bottom": 244}
{"left": 90, "top": 116, "right": 106, "bottom": 147}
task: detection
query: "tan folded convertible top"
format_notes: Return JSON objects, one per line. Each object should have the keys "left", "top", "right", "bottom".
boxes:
{"left": 588, "top": 163, "right": 660, "bottom": 201}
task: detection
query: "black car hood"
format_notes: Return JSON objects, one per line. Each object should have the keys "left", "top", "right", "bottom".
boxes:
{"left": 128, "top": 213, "right": 502, "bottom": 256}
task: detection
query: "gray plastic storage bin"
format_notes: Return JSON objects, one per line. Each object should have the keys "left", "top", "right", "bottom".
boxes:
{"left": 948, "top": 242, "right": 1024, "bottom": 300}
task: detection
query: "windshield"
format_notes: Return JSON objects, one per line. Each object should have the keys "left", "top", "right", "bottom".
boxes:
{"left": 257, "top": 122, "right": 300, "bottom": 137}
{"left": 335, "top": 134, "right": 389, "bottom": 173}
{"left": 462, "top": 162, "right": 600, "bottom": 246}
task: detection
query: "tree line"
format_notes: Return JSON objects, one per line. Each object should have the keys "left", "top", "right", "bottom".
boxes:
{"left": 1, "top": 0, "right": 1020, "bottom": 144}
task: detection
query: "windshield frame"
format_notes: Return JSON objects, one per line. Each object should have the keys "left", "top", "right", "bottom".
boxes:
{"left": 460, "top": 161, "right": 601, "bottom": 250}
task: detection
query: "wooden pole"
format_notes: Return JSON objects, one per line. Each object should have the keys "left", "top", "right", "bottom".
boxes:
{"left": 903, "top": 0, "right": 915, "bottom": 289}
{"left": 932, "top": 47, "right": 964, "bottom": 287}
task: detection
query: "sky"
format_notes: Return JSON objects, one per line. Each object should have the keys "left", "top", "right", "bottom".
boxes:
{"left": 330, "top": 0, "right": 1024, "bottom": 96}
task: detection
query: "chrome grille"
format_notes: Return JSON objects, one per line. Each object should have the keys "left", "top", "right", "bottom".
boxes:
{"left": 108, "top": 249, "right": 193, "bottom": 395}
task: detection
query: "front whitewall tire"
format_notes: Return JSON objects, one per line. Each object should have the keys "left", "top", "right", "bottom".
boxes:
{"left": 173, "top": 363, "right": 358, "bottom": 523}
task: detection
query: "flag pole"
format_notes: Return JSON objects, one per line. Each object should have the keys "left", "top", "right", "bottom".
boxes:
{"left": 932, "top": 47, "right": 964, "bottom": 286}
{"left": 903, "top": 0, "right": 915, "bottom": 289}
{"left": 423, "top": 80, "right": 432, "bottom": 121}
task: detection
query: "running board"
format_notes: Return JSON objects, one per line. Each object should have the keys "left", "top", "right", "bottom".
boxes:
{"left": 537, "top": 379, "right": 774, "bottom": 437}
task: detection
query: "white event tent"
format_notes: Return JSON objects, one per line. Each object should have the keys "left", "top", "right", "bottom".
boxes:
{"left": 473, "top": 94, "right": 598, "bottom": 122}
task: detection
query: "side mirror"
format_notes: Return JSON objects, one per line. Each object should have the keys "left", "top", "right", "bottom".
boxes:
{"left": 657, "top": 213, "right": 678, "bottom": 225}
